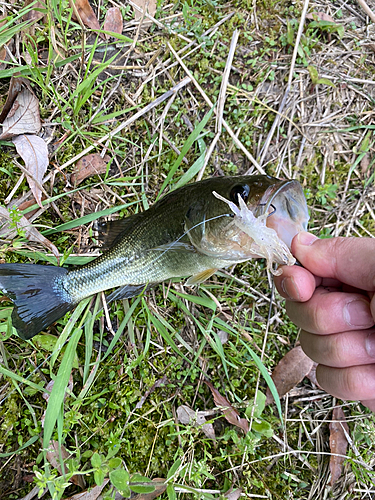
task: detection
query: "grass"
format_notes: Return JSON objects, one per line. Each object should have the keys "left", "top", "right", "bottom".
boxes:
{"left": 0, "top": 0, "right": 375, "bottom": 498}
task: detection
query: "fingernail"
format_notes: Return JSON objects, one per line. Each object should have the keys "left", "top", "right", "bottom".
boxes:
{"left": 344, "top": 299, "right": 374, "bottom": 328}
{"left": 297, "top": 232, "right": 319, "bottom": 246}
{"left": 281, "top": 276, "right": 300, "bottom": 301}
{"left": 365, "top": 332, "right": 375, "bottom": 358}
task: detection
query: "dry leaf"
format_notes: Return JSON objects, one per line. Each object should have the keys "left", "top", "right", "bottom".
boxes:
{"left": 63, "top": 479, "right": 109, "bottom": 500}
{"left": 0, "top": 86, "right": 41, "bottom": 140}
{"left": 23, "top": 0, "right": 45, "bottom": 23}
{"left": 266, "top": 346, "right": 314, "bottom": 404}
{"left": 177, "top": 405, "right": 216, "bottom": 440}
{"left": 329, "top": 406, "right": 349, "bottom": 486}
{"left": 132, "top": 478, "right": 167, "bottom": 500}
{"left": 132, "top": 0, "right": 157, "bottom": 31}
{"left": 224, "top": 488, "right": 242, "bottom": 500}
{"left": 136, "top": 375, "right": 167, "bottom": 409}
{"left": 46, "top": 440, "right": 85, "bottom": 488}
{"left": 0, "top": 206, "right": 60, "bottom": 263}
{"left": 42, "top": 376, "right": 73, "bottom": 404}
{"left": 306, "top": 362, "right": 321, "bottom": 388}
{"left": 19, "top": 485, "right": 46, "bottom": 500}
{"left": 13, "top": 134, "right": 49, "bottom": 208}
{"left": 360, "top": 153, "right": 370, "bottom": 177}
{"left": 205, "top": 381, "right": 249, "bottom": 433}
{"left": 17, "top": 195, "right": 47, "bottom": 219}
{"left": 103, "top": 7, "right": 123, "bottom": 35}
{"left": 0, "top": 76, "right": 32, "bottom": 124}
{"left": 306, "top": 12, "right": 335, "bottom": 22}
{"left": 71, "top": 0, "right": 104, "bottom": 39}
{"left": 71, "top": 153, "right": 110, "bottom": 186}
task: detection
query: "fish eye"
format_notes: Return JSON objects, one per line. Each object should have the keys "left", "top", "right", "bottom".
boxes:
{"left": 230, "top": 184, "right": 250, "bottom": 205}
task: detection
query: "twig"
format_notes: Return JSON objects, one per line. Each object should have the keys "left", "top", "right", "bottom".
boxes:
{"left": 259, "top": 0, "right": 310, "bottom": 168}
{"left": 355, "top": 0, "right": 375, "bottom": 22}
{"left": 167, "top": 42, "right": 266, "bottom": 175}
{"left": 197, "top": 29, "right": 239, "bottom": 180}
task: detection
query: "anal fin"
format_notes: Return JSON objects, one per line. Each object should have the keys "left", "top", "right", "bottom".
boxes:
{"left": 107, "top": 284, "right": 151, "bottom": 302}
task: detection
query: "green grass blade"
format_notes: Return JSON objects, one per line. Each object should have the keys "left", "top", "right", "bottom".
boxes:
{"left": 43, "top": 327, "right": 82, "bottom": 451}
{"left": 42, "top": 201, "right": 139, "bottom": 236}
{"left": 239, "top": 338, "right": 283, "bottom": 424}
{"left": 156, "top": 106, "right": 215, "bottom": 198}
{"left": 102, "top": 296, "right": 142, "bottom": 361}
{"left": 172, "top": 149, "right": 206, "bottom": 190}
{"left": 50, "top": 298, "right": 91, "bottom": 369}
{"left": 0, "top": 364, "right": 45, "bottom": 393}
{"left": 168, "top": 290, "right": 217, "bottom": 311}
{"left": 0, "top": 435, "right": 39, "bottom": 458}
{"left": 83, "top": 294, "right": 101, "bottom": 385}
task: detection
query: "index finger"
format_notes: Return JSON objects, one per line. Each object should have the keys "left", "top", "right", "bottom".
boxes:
{"left": 291, "top": 233, "right": 375, "bottom": 292}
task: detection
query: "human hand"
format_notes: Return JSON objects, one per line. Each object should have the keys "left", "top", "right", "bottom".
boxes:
{"left": 274, "top": 232, "right": 375, "bottom": 412}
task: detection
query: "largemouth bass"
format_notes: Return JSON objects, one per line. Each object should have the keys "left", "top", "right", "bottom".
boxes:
{"left": 0, "top": 175, "right": 309, "bottom": 340}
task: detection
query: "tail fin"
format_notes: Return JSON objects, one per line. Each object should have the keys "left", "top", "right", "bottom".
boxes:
{"left": 0, "top": 264, "right": 75, "bottom": 340}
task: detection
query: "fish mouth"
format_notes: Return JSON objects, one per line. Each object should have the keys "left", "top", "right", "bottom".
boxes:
{"left": 256, "top": 180, "right": 309, "bottom": 249}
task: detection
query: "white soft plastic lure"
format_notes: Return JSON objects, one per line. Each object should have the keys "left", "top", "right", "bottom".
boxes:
{"left": 212, "top": 191, "right": 296, "bottom": 275}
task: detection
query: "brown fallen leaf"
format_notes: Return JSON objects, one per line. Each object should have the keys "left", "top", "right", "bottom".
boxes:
{"left": 0, "top": 84, "right": 41, "bottom": 140}
{"left": 266, "top": 346, "right": 314, "bottom": 404}
{"left": 70, "top": 0, "right": 105, "bottom": 40}
{"left": 177, "top": 404, "right": 216, "bottom": 440}
{"left": 329, "top": 406, "right": 349, "bottom": 486}
{"left": 360, "top": 153, "right": 370, "bottom": 178}
{"left": 71, "top": 153, "right": 110, "bottom": 186}
{"left": 63, "top": 479, "right": 109, "bottom": 500}
{"left": 19, "top": 485, "right": 48, "bottom": 500}
{"left": 0, "top": 206, "right": 60, "bottom": 263}
{"left": 0, "top": 76, "right": 32, "bottom": 124}
{"left": 306, "top": 12, "right": 335, "bottom": 22}
{"left": 306, "top": 362, "right": 321, "bottom": 388}
{"left": 17, "top": 194, "right": 47, "bottom": 219}
{"left": 136, "top": 375, "right": 167, "bottom": 409}
{"left": 42, "top": 376, "right": 74, "bottom": 404}
{"left": 13, "top": 134, "right": 49, "bottom": 208}
{"left": 132, "top": 0, "right": 157, "bottom": 31}
{"left": 205, "top": 380, "right": 249, "bottom": 433}
{"left": 224, "top": 488, "right": 242, "bottom": 500}
{"left": 46, "top": 440, "right": 85, "bottom": 488}
{"left": 103, "top": 7, "right": 123, "bottom": 36}
{"left": 23, "top": 0, "right": 45, "bottom": 21}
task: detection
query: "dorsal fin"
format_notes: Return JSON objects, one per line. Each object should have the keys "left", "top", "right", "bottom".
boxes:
{"left": 93, "top": 216, "right": 138, "bottom": 250}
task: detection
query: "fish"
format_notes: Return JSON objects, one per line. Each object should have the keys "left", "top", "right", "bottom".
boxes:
{"left": 0, "top": 175, "right": 309, "bottom": 340}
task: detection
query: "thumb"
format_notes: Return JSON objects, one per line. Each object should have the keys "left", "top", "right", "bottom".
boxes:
{"left": 292, "top": 232, "right": 375, "bottom": 291}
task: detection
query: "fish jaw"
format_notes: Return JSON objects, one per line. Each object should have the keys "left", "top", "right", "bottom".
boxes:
{"left": 260, "top": 180, "right": 309, "bottom": 249}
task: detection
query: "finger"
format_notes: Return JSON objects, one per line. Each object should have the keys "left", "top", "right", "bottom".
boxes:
{"left": 292, "top": 233, "right": 375, "bottom": 291}
{"left": 274, "top": 266, "right": 316, "bottom": 302}
{"left": 286, "top": 288, "right": 374, "bottom": 334}
{"left": 300, "top": 329, "right": 375, "bottom": 367}
{"left": 360, "top": 399, "right": 375, "bottom": 412}
{"left": 316, "top": 363, "right": 375, "bottom": 401}
{"left": 275, "top": 266, "right": 356, "bottom": 303}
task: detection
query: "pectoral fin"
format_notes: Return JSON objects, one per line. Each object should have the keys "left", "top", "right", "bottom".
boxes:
{"left": 186, "top": 268, "right": 217, "bottom": 285}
